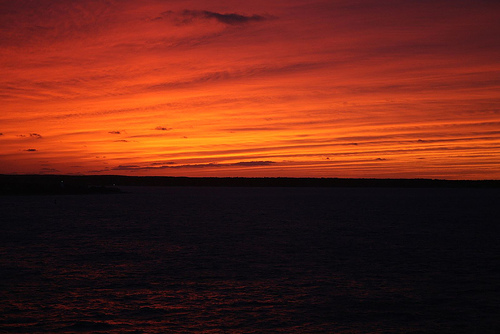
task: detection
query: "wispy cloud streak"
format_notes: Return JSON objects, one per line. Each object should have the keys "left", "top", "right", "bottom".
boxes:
{"left": 161, "top": 10, "right": 268, "bottom": 26}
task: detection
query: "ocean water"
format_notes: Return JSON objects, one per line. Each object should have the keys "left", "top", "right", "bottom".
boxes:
{"left": 1, "top": 186, "right": 499, "bottom": 333}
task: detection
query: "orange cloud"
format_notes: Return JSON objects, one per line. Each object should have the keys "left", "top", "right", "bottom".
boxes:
{"left": 1, "top": 0, "right": 499, "bottom": 179}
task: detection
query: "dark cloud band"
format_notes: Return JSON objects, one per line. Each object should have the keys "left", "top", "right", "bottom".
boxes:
{"left": 162, "top": 10, "right": 267, "bottom": 26}
{"left": 112, "top": 160, "right": 276, "bottom": 171}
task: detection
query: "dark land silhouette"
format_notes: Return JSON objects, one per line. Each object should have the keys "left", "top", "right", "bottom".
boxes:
{"left": 1, "top": 174, "right": 499, "bottom": 195}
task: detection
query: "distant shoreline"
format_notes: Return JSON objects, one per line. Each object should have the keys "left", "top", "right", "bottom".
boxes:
{"left": 1, "top": 174, "right": 500, "bottom": 195}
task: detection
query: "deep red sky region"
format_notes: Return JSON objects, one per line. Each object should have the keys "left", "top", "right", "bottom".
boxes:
{"left": 1, "top": 0, "right": 499, "bottom": 179}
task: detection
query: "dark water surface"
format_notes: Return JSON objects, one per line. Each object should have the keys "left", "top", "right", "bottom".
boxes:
{"left": 1, "top": 186, "right": 499, "bottom": 333}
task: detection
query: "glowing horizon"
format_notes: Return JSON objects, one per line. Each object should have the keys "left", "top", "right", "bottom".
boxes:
{"left": 1, "top": 0, "right": 500, "bottom": 179}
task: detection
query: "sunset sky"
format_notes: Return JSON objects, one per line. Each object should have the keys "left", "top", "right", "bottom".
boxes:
{"left": 1, "top": 0, "right": 499, "bottom": 179}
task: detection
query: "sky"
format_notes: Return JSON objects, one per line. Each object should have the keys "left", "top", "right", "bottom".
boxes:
{"left": 1, "top": 0, "right": 499, "bottom": 179}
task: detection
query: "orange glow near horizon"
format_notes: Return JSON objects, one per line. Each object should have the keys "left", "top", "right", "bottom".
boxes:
{"left": 1, "top": 0, "right": 500, "bottom": 179}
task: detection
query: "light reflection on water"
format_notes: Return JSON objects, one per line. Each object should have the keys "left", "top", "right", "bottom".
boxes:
{"left": 1, "top": 186, "right": 499, "bottom": 333}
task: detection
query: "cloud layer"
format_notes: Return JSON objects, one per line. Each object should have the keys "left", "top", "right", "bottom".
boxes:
{"left": 1, "top": 0, "right": 500, "bottom": 178}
